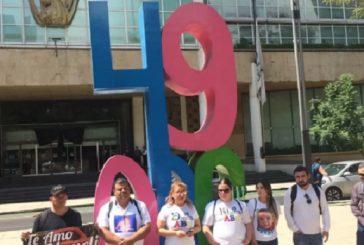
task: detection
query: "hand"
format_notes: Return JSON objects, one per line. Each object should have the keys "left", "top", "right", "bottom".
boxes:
{"left": 243, "top": 239, "right": 251, "bottom": 245}
{"left": 322, "top": 231, "right": 329, "bottom": 242}
{"left": 209, "top": 240, "right": 220, "bottom": 245}
{"left": 186, "top": 229, "right": 196, "bottom": 237}
{"left": 20, "top": 231, "right": 30, "bottom": 241}
{"left": 175, "top": 230, "right": 187, "bottom": 238}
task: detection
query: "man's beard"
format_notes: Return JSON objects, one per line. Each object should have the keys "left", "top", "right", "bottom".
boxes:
{"left": 297, "top": 180, "right": 309, "bottom": 188}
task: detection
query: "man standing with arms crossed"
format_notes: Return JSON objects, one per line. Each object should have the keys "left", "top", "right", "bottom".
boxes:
{"left": 97, "top": 176, "right": 151, "bottom": 245}
{"left": 351, "top": 163, "right": 364, "bottom": 245}
{"left": 284, "top": 166, "right": 330, "bottom": 245}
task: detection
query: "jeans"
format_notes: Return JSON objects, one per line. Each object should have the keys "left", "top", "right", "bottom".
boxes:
{"left": 357, "top": 222, "right": 364, "bottom": 245}
{"left": 257, "top": 238, "right": 278, "bottom": 245}
{"left": 293, "top": 233, "right": 322, "bottom": 245}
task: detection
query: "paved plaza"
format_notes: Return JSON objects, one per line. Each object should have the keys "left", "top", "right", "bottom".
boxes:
{"left": 0, "top": 183, "right": 357, "bottom": 244}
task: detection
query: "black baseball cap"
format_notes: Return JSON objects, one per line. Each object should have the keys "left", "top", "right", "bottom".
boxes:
{"left": 50, "top": 184, "right": 68, "bottom": 196}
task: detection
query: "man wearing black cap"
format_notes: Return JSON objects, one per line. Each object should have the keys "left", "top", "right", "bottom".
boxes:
{"left": 21, "top": 184, "right": 82, "bottom": 240}
{"left": 97, "top": 177, "right": 151, "bottom": 245}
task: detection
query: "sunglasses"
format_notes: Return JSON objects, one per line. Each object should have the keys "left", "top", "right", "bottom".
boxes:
{"left": 218, "top": 188, "right": 230, "bottom": 194}
{"left": 304, "top": 194, "right": 312, "bottom": 204}
{"left": 359, "top": 173, "right": 364, "bottom": 176}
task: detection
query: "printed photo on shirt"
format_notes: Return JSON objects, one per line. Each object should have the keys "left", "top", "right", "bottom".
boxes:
{"left": 257, "top": 208, "right": 276, "bottom": 234}
{"left": 114, "top": 214, "right": 137, "bottom": 233}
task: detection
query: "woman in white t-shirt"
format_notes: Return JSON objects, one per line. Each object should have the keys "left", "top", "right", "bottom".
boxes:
{"left": 202, "top": 178, "right": 253, "bottom": 245}
{"left": 157, "top": 180, "right": 201, "bottom": 245}
{"left": 247, "top": 180, "right": 280, "bottom": 245}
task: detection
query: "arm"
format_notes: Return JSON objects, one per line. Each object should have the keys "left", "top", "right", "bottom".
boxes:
{"left": 243, "top": 222, "right": 253, "bottom": 245}
{"left": 319, "top": 166, "right": 328, "bottom": 176}
{"left": 283, "top": 189, "right": 300, "bottom": 233}
{"left": 123, "top": 222, "right": 151, "bottom": 244}
{"left": 320, "top": 188, "right": 330, "bottom": 242}
{"left": 202, "top": 225, "right": 219, "bottom": 245}
{"left": 351, "top": 183, "right": 364, "bottom": 225}
{"left": 98, "top": 226, "right": 124, "bottom": 245}
{"left": 188, "top": 218, "right": 201, "bottom": 237}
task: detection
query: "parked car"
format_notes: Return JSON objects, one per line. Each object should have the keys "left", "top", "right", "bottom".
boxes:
{"left": 321, "top": 160, "right": 364, "bottom": 201}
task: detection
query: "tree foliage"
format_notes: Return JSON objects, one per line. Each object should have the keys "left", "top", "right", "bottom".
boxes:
{"left": 323, "top": 0, "right": 364, "bottom": 17}
{"left": 310, "top": 74, "right": 364, "bottom": 153}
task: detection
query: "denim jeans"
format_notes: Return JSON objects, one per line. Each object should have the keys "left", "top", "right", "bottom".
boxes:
{"left": 257, "top": 238, "right": 278, "bottom": 245}
{"left": 357, "top": 222, "right": 364, "bottom": 245}
{"left": 293, "top": 233, "right": 322, "bottom": 245}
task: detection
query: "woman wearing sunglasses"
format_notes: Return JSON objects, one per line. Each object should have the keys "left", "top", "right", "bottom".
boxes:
{"left": 247, "top": 180, "right": 280, "bottom": 245}
{"left": 202, "top": 178, "right": 253, "bottom": 245}
{"left": 157, "top": 180, "right": 201, "bottom": 245}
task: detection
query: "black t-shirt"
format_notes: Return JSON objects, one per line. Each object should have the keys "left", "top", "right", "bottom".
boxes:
{"left": 32, "top": 208, "right": 82, "bottom": 233}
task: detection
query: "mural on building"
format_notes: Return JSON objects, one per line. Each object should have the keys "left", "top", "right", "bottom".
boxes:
{"left": 88, "top": 1, "right": 244, "bottom": 244}
{"left": 29, "top": 0, "right": 79, "bottom": 27}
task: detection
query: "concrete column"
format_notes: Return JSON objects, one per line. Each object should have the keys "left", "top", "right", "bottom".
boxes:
{"left": 132, "top": 97, "right": 145, "bottom": 148}
{"left": 250, "top": 63, "right": 266, "bottom": 172}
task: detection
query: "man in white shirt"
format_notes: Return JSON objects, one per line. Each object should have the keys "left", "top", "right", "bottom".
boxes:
{"left": 284, "top": 165, "right": 330, "bottom": 245}
{"left": 97, "top": 177, "right": 151, "bottom": 245}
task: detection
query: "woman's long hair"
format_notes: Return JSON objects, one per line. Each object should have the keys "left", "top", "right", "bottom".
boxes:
{"left": 166, "top": 180, "right": 193, "bottom": 207}
{"left": 257, "top": 180, "right": 279, "bottom": 219}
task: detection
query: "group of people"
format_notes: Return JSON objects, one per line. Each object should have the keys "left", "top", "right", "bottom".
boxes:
{"left": 20, "top": 161, "right": 364, "bottom": 245}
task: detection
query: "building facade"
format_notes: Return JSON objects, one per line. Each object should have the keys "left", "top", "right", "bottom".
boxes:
{"left": 1, "top": 0, "right": 364, "bottom": 179}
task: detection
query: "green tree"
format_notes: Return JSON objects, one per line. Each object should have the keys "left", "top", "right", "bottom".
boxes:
{"left": 323, "top": 0, "right": 364, "bottom": 17}
{"left": 310, "top": 73, "right": 364, "bottom": 153}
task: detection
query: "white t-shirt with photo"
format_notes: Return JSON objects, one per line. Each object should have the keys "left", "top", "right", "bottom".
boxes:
{"left": 157, "top": 203, "right": 199, "bottom": 245}
{"left": 97, "top": 199, "right": 151, "bottom": 245}
{"left": 203, "top": 199, "right": 251, "bottom": 245}
{"left": 247, "top": 198, "right": 280, "bottom": 242}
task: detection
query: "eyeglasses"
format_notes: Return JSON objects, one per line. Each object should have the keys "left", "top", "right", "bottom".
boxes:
{"left": 218, "top": 188, "right": 230, "bottom": 194}
{"left": 304, "top": 194, "right": 312, "bottom": 204}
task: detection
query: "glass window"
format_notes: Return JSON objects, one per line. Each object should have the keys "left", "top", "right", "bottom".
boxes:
{"left": 125, "top": 0, "right": 142, "bottom": 11}
{"left": 279, "top": 7, "right": 291, "bottom": 18}
{"left": 331, "top": 7, "right": 344, "bottom": 19}
{"left": 126, "top": 11, "right": 138, "bottom": 27}
{"left": 229, "top": 25, "right": 239, "bottom": 44}
{"left": 319, "top": 7, "right": 331, "bottom": 18}
{"left": 109, "top": 12, "right": 125, "bottom": 27}
{"left": 223, "top": 5, "right": 237, "bottom": 18}
{"left": 78, "top": 0, "right": 87, "bottom": 9}
{"left": 305, "top": 7, "right": 319, "bottom": 19}
{"left": 182, "top": 33, "right": 197, "bottom": 45}
{"left": 333, "top": 26, "right": 345, "bottom": 38}
{"left": 238, "top": 6, "right": 251, "bottom": 18}
{"left": 256, "top": 6, "right": 266, "bottom": 18}
{"left": 266, "top": 6, "right": 278, "bottom": 18}
{"left": 110, "top": 28, "right": 127, "bottom": 45}
{"left": 25, "top": 25, "right": 45, "bottom": 43}
{"left": 321, "top": 26, "right": 332, "bottom": 37}
{"left": 270, "top": 91, "right": 294, "bottom": 149}
{"left": 47, "top": 28, "right": 65, "bottom": 41}
{"left": 3, "top": 8, "right": 23, "bottom": 25}
{"left": 3, "top": 25, "right": 22, "bottom": 42}
{"left": 67, "top": 26, "right": 88, "bottom": 43}
{"left": 24, "top": 8, "right": 36, "bottom": 25}
{"left": 163, "top": 0, "right": 180, "bottom": 11}
{"left": 108, "top": 0, "right": 125, "bottom": 10}
{"left": 347, "top": 26, "right": 358, "bottom": 39}
{"left": 3, "top": 0, "right": 22, "bottom": 7}
{"left": 345, "top": 8, "right": 356, "bottom": 19}
{"left": 127, "top": 28, "right": 140, "bottom": 44}
{"left": 239, "top": 25, "right": 252, "bottom": 38}
{"left": 71, "top": 10, "right": 87, "bottom": 27}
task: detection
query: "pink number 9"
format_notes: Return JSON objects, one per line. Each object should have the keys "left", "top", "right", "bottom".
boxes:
{"left": 162, "top": 3, "right": 237, "bottom": 151}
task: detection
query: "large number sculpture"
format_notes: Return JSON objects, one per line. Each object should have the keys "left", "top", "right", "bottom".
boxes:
{"left": 88, "top": 1, "right": 243, "bottom": 244}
